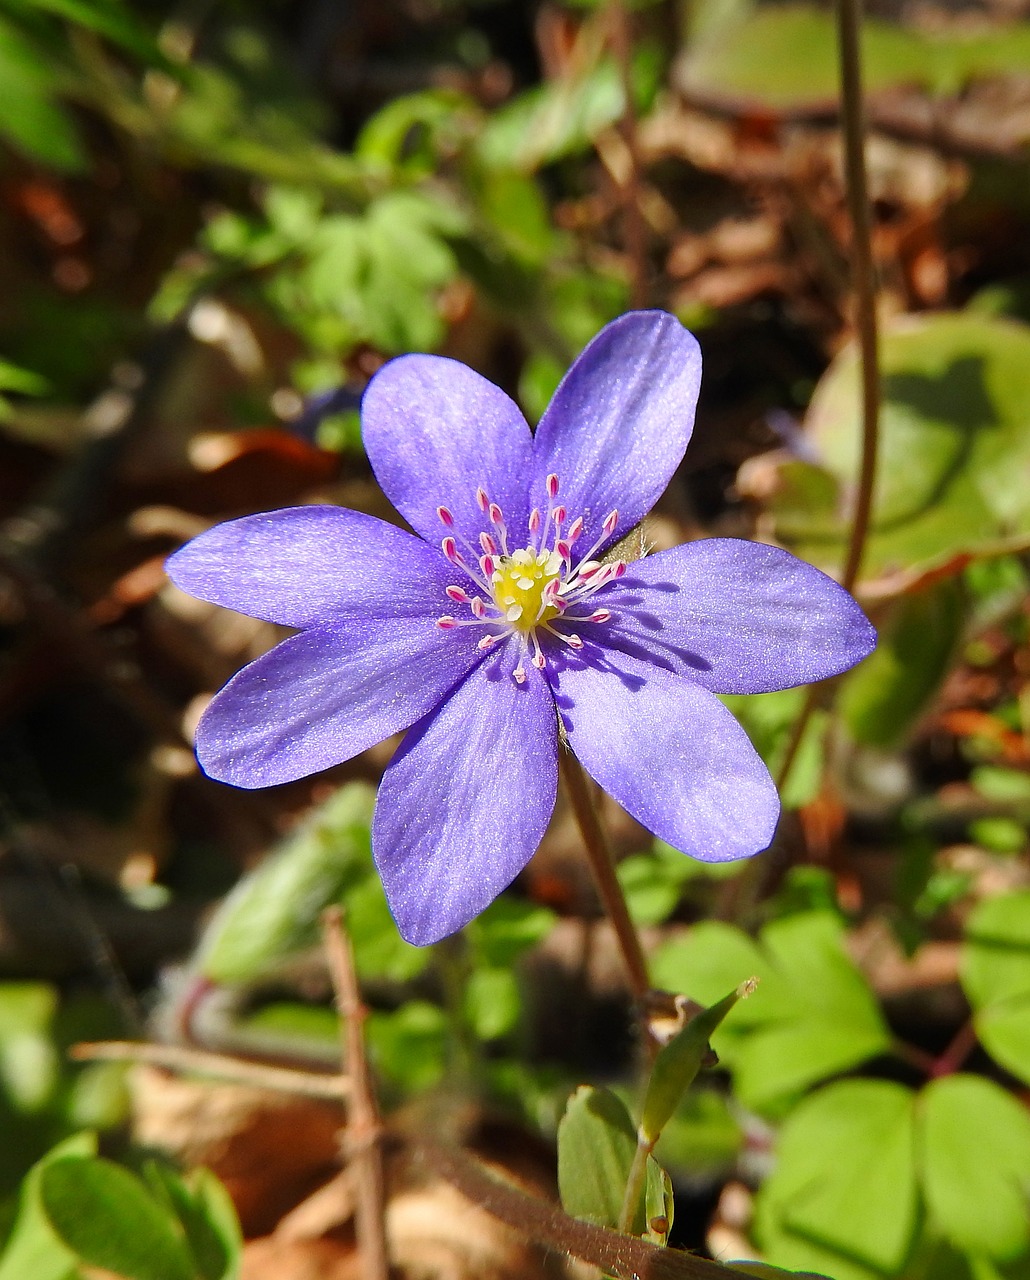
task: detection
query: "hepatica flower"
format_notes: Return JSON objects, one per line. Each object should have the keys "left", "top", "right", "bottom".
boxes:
{"left": 167, "top": 311, "right": 874, "bottom": 945}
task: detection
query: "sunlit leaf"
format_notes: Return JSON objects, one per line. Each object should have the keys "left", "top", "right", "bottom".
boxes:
{"left": 754, "top": 1080, "right": 918, "bottom": 1280}
{"left": 919, "top": 1075, "right": 1030, "bottom": 1260}
{"left": 771, "top": 313, "right": 1030, "bottom": 587}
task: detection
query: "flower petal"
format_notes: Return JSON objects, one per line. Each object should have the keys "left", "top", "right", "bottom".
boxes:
{"left": 531, "top": 311, "right": 702, "bottom": 549}
{"left": 550, "top": 648, "right": 778, "bottom": 862}
{"left": 166, "top": 505, "right": 464, "bottom": 627}
{"left": 596, "top": 539, "right": 877, "bottom": 694}
{"left": 362, "top": 354, "right": 533, "bottom": 546}
{"left": 372, "top": 650, "right": 557, "bottom": 944}
{"left": 195, "top": 619, "right": 483, "bottom": 788}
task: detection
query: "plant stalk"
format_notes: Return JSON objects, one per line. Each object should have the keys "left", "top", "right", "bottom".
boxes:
{"left": 836, "top": 0, "right": 881, "bottom": 594}
{"left": 558, "top": 750, "right": 650, "bottom": 1004}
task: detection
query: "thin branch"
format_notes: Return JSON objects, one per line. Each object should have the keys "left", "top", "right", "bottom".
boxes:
{"left": 420, "top": 1138, "right": 744, "bottom": 1280}
{"left": 323, "top": 907, "right": 390, "bottom": 1280}
{"left": 559, "top": 750, "right": 650, "bottom": 1005}
{"left": 70, "top": 1040, "right": 350, "bottom": 1100}
{"left": 835, "top": 0, "right": 881, "bottom": 594}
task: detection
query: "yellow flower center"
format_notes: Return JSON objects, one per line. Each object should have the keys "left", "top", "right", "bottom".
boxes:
{"left": 491, "top": 548, "right": 564, "bottom": 634}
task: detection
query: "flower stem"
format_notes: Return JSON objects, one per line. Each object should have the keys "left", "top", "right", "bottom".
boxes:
{"left": 779, "top": 0, "right": 881, "bottom": 797}
{"left": 835, "top": 0, "right": 881, "bottom": 594}
{"left": 558, "top": 751, "right": 650, "bottom": 1004}
{"left": 617, "top": 1137, "right": 652, "bottom": 1234}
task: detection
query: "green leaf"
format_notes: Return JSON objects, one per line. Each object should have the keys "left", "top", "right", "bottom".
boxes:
{"left": 365, "top": 1002, "right": 447, "bottom": 1094}
{"left": 9, "top": 0, "right": 171, "bottom": 67}
{"left": 754, "top": 1080, "right": 918, "bottom": 1280}
{"left": 196, "top": 783, "right": 376, "bottom": 986}
{"left": 651, "top": 914, "right": 890, "bottom": 1112}
{"left": 557, "top": 1085, "right": 638, "bottom": 1232}
{"left": 0, "top": 1133, "right": 96, "bottom": 1280}
{"left": 464, "top": 897, "right": 556, "bottom": 968}
{"left": 839, "top": 578, "right": 966, "bottom": 747}
{"left": 641, "top": 982, "right": 754, "bottom": 1142}
{"left": 653, "top": 1088, "right": 744, "bottom": 1177}
{"left": 0, "top": 17, "right": 85, "bottom": 170}
{"left": 39, "top": 1156, "right": 194, "bottom": 1280}
{"left": 721, "top": 690, "right": 827, "bottom": 810}
{"left": 771, "top": 313, "right": 1030, "bottom": 587}
{"left": 478, "top": 45, "right": 659, "bottom": 171}
{"left": 143, "top": 1163, "right": 241, "bottom": 1280}
{"left": 961, "top": 890, "right": 1030, "bottom": 1084}
{"left": 463, "top": 968, "right": 521, "bottom": 1041}
{"left": 679, "top": 6, "right": 1030, "bottom": 108}
{"left": 919, "top": 1074, "right": 1030, "bottom": 1260}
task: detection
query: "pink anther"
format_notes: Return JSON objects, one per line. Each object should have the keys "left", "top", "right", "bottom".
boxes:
{"left": 602, "top": 510, "right": 619, "bottom": 536}
{"left": 546, "top": 474, "right": 560, "bottom": 498}
{"left": 437, "top": 506, "right": 454, "bottom": 528}
{"left": 480, "top": 532, "right": 497, "bottom": 555}
{"left": 488, "top": 503, "right": 504, "bottom": 527}
{"left": 528, "top": 508, "right": 541, "bottom": 534}
{"left": 568, "top": 516, "right": 584, "bottom": 542}
{"left": 476, "top": 487, "right": 489, "bottom": 511}
{"left": 436, "top": 616, "right": 458, "bottom": 630}
{"left": 445, "top": 586, "right": 469, "bottom": 603}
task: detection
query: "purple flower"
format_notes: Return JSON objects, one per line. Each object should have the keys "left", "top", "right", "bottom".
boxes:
{"left": 167, "top": 311, "right": 874, "bottom": 945}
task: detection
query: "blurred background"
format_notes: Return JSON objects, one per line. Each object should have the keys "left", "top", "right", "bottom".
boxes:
{"left": 2, "top": 1, "right": 1030, "bottom": 1277}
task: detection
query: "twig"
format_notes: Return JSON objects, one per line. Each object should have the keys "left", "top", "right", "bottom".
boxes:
{"left": 776, "top": 0, "right": 881, "bottom": 799}
{"left": 559, "top": 751, "right": 650, "bottom": 1007}
{"left": 70, "top": 1039, "right": 350, "bottom": 1100}
{"left": 421, "top": 1138, "right": 743, "bottom": 1280}
{"left": 835, "top": 0, "right": 881, "bottom": 594}
{"left": 322, "top": 906, "right": 390, "bottom": 1280}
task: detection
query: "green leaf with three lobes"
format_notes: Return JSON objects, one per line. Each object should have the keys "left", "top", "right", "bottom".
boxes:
{"left": 960, "top": 890, "right": 1030, "bottom": 1086}
{"left": 556, "top": 1086, "right": 668, "bottom": 1237}
{"left": 769, "top": 313, "right": 1030, "bottom": 589}
{"left": 0, "top": 1132, "right": 96, "bottom": 1280}
{"left": 754, "top": 1080, "right": 919, "bottom": 1280}
{"left": 640, "top": 981, "right": 755, "bottom": 1143}
{"left": 39, "top": 1156, "right": 195, "bottom": 1280}
{"left": 919, "top": 1074, "right": 1030, "bottom": 1261}
{"left": 651, "top": 913, "right": 890, "bottom": 1112}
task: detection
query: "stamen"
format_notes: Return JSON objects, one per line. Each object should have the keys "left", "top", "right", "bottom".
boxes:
{"left": 445, "top": 586, "right": 469, "bottom": 603}
{"left": 603, "top": 509, "right": 619, "bottom": 536}
{"left": 591, "top": 608, "right": 611, "bottom": 622}
{"left": 476, "top": 487, "right": 489, "bottom": 512}
{"left": 477, "top": 634, "right": 504, "bottom": 650}
{"left": 488, "top": 503, "right": 510, "bottom": 556}
{"left": 437, "top": 506, "right": 455, "bottom": 528}
{"left": 480, "top": 554, "right": 495, "bottom": 578}
{"left": 471, "top": 597, "right": 487, "bottom": 618}
{"left": 546, "top": 474, "right": 559, "bottom": 498}
{"left": 436, "top": 616, "right": 458, "bottom": 629}
{"left": 441, "top": 537, "right": 464, "bottom": 566}
{"left": 553, "top": 505, "right": 566, "bottom": 527}
{"left": 568, "top": 516, "right": 584, "bottom": 543}
{"left": 529, "top": 508, "right": 541, "bottom": 536}
{"left": 480, "top": 532, "right": 497, "bottom": 555}
{"left": 512, "top": 661, "right": 527, "bottom": 684}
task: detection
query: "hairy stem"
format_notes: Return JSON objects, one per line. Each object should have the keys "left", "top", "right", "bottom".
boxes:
{"left": 836, "top": 0, "right": 881, "bottom": 594}
{"left": 778, "top": 0, "right": 881, "bottom": 797}
{"left": 559, "top": 750, "right": 650, "bottom": 1005}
